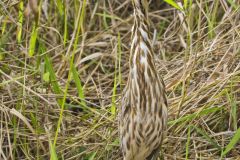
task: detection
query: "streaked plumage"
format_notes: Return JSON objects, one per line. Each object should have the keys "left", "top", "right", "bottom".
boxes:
{"left": 119, "top": 0, "right": 168, "bottom": 160}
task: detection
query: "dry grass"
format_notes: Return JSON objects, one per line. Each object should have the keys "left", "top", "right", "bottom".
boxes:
{"left": 1, "top": 0, "right": 240, "bottom": 159}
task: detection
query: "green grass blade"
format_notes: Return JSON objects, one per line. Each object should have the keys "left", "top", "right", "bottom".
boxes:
{"left": 28, "top": 0, "right": 41, "bottom": 56}
{"left": 168, "top": 106, "right": 223, "bottom": 125}
{"left": 95, "top": 13, "right": 124, "bottom": 22}
{"left": 118, "top": 32, "right": 122, "bottom": 90}
{"left": 183, "top": 0, "right": 188, "bottom": 9}
{"left": 73, "top": 0, "right": 87, "bottom": 51}
{"left": 49, "top": 139, "right": 58, "bottom": 160}
{"left": 210, "top": 0, "right": 219, "bottom": 38}
{"left": 226, "top": 82, "right": 238, "bottom": 131}
{"left": 63, "top": 4, "right": 68, "bottom": 47}
{"left": 53, "top": 77, "right": 70, "bottom": 147}
{"left": 87, "top": 152, "right": 97, "bottom": 160}
{"left": 111, "top": 33, "right": 122, "bottom": 116}
{"left": 227, "top": 0, "right": 239, "bottom": 10}
{"left": 29, "top": 23, "right": 38, "bottom": 56}
{"left": 44, "top": 55, "right": 62, "bottom": 94}
{"left": 43, "top": 72, "right": 50, "bottom": 83}
{"left": 1, "top": 17, "right": 7, "bottom": 35}
{"left": 185, "top": 126, "right": 191, "bottom": 160}
{"left": 17, "top": 0, "right": 23, "bottom": 43}
{"left": 221, "top": 127, "right": 240, "bottom": 157}
{"left": 111, "top": 61, "right": 117, "bottom": 116}
{"left": 230, "top": 98, "right": 238, "bottom": 131}
{"left": 191, "top": 125, "right": 221, "bottom": 150}
{"left": 0, "top": 52, "right": 4, "bottom": 61}
{"left": 71, "top": 65, "right": 87, "bottom": 107}
{"left": 164, "top": 0, "right": 183, "bottom": 11}
{"left": 56, "top": 0, "right": 64, "bottom": 16}
{"left": 103, "top": 9, "right": 109, "bottom": 29}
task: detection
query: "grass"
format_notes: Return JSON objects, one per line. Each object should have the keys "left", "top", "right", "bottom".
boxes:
{"left": 0, "top": 0, "right": 240, "bottom": 159}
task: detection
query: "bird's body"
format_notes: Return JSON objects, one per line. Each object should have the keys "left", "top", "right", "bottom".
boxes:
{"left": 119, "top": 0, "right": 168, "bottom": 160}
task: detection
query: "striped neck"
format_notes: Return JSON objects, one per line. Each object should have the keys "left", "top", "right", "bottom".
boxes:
{"left": 130, "top": 0, "right": 154, "bottom": 69}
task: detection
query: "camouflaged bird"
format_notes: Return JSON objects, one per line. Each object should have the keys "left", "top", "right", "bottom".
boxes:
{"left": 119, "top": 0, "right": 168, "bottom": 160}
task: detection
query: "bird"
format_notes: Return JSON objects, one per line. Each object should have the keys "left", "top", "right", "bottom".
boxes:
{"left": 119, "top": 0, "right": 168, "bottom": 160}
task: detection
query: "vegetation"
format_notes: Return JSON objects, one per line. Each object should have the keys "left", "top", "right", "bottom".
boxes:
{"left": 0, "top": 0, "right": 240, "bottom": 159}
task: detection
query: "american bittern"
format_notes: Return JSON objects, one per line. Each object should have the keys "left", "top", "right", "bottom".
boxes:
{"left": 119, "top": 0, "right": 168, "bottom": 159}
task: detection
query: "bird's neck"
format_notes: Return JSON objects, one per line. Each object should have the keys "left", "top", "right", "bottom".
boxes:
{"left": 129, "top": 2, "right": 154, "bottom": 71}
